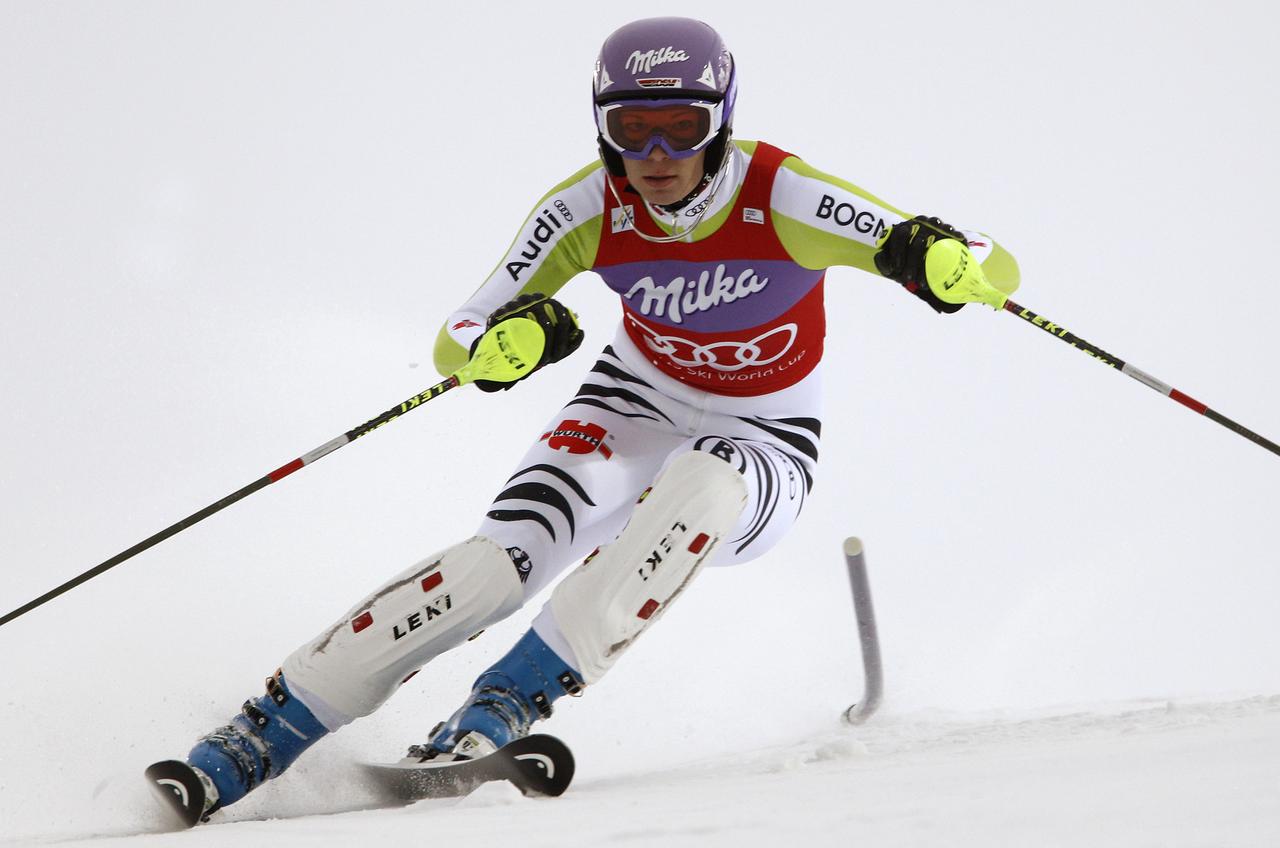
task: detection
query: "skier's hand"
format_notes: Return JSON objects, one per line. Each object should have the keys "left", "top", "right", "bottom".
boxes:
{"left": 874, "top": 215, "right": 968, "bottom": 314}
{"left": 470, "top": 292, "right": 584, "bottom": 392}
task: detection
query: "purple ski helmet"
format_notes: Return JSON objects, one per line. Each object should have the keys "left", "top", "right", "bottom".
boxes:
{"left": 593, "top": 17, "right": 737, "bottom": 178}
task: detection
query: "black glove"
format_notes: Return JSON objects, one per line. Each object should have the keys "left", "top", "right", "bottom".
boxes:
{"left": 874, "top": 215, "right": 967, "bottom": 314}
{"left": 470, "top": 292, "right": 584, "bottom": 392}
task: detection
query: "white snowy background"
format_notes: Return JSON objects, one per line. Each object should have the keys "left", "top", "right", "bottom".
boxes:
{"left": 2, "top": 1, "right": 1278, "bottom": 845}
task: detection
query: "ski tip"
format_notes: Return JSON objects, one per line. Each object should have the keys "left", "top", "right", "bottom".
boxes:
{"left": 507, "top": 734, "right": 575, "bottom": 797}
{"left": 144, "top": 760, "right": 207, "bottom": 829}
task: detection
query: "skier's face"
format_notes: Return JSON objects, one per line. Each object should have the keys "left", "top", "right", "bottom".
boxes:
{"left": 622, "top": 146, "right": 707, "bottom": 206}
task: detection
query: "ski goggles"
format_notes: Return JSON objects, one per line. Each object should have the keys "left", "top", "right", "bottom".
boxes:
{"left": 596, "top": 98, "right": 724, "bottom": 160}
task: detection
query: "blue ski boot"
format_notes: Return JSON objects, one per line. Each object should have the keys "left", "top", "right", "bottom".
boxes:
{"left": 159, "top": 670, "right": 329, "bottom": 822}
{"left": 410, "top": 629, "right": 583, "bottom": 762}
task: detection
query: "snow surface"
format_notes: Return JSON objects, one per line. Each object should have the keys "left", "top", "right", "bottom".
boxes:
{"left": 7, "top": 697, "right": 1280, "bottom": 846}
{"left": 2, "top": 2, "right": 1278, "bottom": 846}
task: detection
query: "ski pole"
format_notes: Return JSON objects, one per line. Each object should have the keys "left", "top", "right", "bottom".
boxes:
{"left": 999, "top": 299, "right": 1279, "bottom": 456}
{"left": 0, "top": 318, "right": 547, "bottom": 629}
{"left": 927, "top": 240, "right": 1280, "bottom": 458}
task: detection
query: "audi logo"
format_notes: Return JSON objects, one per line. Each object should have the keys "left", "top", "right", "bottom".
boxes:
{"left": 627, "top": 316, "right": 798, "bottom": 372}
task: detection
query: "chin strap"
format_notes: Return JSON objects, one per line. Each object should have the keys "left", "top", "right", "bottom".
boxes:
{"left": 602, "top": 134, "right": 734, "bottom": 245}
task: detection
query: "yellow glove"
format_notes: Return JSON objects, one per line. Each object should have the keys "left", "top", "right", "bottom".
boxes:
{"left": 453, "top": 316, "right": 547, "bottom": 388}
{"left": 874, "top": 215, "right": 969, "bottom": 313}
{"left": 875, "top": 215, "right": 1009, "bottom": 312}
{"left": 923, "top": 239, "right": 1008, "bottom": 310}
{"left": 464, "top": 292, "right": 584, "bottom": 392}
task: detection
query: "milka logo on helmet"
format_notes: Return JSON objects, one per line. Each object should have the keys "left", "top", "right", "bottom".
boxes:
{"left": 624, "top": 264, "right": 768, "bottom": 324}
{"left": 625, "top": 47, "right": 690, "bottom": 74}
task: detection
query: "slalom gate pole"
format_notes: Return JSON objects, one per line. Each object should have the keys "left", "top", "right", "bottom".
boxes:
{"left": 1000, "top": 299, "right": 1280, "bottom": 458}
{"left": 0, "top": 315, "right": 550, "bottom": 629}
{"left": 842, "top": 537, "right": 883, "bottom": 725}
{"left": 0, "top": 376, "right": 461, "bottom": 629}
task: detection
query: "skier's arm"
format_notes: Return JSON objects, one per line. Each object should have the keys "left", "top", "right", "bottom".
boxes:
{"left": 433, "top": 163, "right": 606, "bottom": 376}
{"left": 765, "top": 147, "right": 1020, "bottom": 306}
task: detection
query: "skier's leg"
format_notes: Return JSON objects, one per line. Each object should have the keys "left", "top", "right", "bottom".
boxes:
{"left": 421, "top": 449, "right": 748, "bottom": 755}
{"left": 422, "top": 415, "right": 820, "bottom": 753}
{"left": 474, "top": 347, "right": 692, "bottom": 600}
{"left": 180, "top": 536, "right": 525, "bottom": 812}
{"left": 182, "top": 347, "right": 692, "bottom": 802}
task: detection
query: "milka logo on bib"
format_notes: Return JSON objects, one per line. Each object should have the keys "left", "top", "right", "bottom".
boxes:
{"left": 624, "top": 264, "right": 769, "bottom": 324}
{"left": 625, "top": 47, "right": 690, "bottom": 74}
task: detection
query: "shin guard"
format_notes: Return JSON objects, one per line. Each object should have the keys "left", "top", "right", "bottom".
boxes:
{"left": 281, "top": 537, "right": 525, "bottom": 726}
{"left": 549, "top": 451, "right": 747, "bottom": 683}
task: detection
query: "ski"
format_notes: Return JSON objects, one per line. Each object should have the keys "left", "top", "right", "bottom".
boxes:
{"left": 145, "top": 734, "right": 574, "bottom": 830}
{"left": 364, "top": 734, "right": 575, "bottom": 803}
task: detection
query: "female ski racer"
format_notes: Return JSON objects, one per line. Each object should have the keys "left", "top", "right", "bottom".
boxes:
{"left": 148, "top": 16, "right": 1019, "bottom": 823}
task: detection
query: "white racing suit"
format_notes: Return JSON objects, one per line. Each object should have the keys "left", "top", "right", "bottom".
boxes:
{"left": 281, "top": 139, "right": 1018, "bottom": 728}
{"left": 486, "top": 330, "right": 821, "bottom": 599}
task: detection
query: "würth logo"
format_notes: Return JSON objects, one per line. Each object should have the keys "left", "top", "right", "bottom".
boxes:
{"left": 541, "top": 419, "right": 613, "bottom": 458}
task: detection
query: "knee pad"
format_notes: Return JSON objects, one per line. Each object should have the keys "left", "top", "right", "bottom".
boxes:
{"left": 549, "top": 451, "right": 747, "bottom": 683}
{"left": 282, "top": 537, "right": 524, "bottom": 725}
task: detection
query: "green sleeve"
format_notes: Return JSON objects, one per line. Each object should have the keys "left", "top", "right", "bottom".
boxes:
{"left": 432, "top": 162, "right": 605, "bottom": 376}
{"left": 768, "top": 153, "right": 1020, "bottom": 295}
